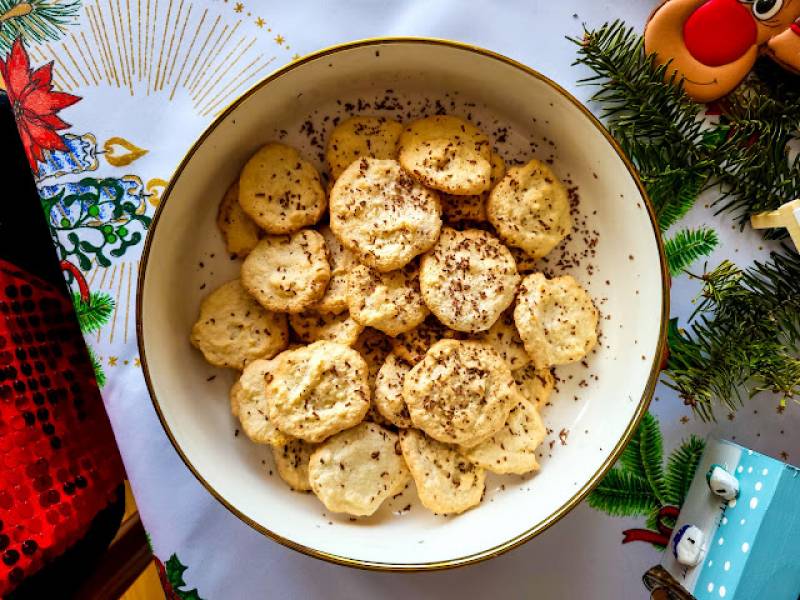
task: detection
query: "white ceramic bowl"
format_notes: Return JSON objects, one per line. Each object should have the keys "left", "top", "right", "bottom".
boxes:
{"left": 138, "top": 38, "right": 668, "bottom": 570}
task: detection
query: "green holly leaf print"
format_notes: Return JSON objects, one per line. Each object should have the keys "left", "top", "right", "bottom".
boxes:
{"left": 165, "top": 553, "right": 204, "bottom": 600}
{"left": 165, "top": 554, "right": 188, "bottom": 589}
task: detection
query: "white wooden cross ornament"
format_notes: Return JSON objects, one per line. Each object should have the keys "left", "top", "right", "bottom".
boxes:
{"left": 751, "top": 199, "right": 800, "bottom": 252}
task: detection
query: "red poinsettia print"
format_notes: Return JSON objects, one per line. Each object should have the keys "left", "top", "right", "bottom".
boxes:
{"left": 0, "top": 38, "right": 80, "bottom": 173}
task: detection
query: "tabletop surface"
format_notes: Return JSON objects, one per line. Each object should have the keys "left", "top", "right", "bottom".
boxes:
{"left": 14, "top": 1, "right": 799, "bottom": 598}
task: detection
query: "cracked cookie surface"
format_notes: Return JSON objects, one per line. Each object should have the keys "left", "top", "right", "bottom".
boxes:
{"left": 190, "top": 279, "right": 288, "bottom": 369}
{"left": 241, "top": 229, "right": 331, "bottom": 313}
{"left": 238, "top": 142, "right": 326, "bottom": 234}
{"left": 330, "top": 157, "right": 442, "bottom": 272}
{"left": 398, "top": 115, "right": 492, "bottom": 195}
{"left": 267, "top": 341, "right": 370, "bottom": 443}
{"left": 403, "top": 339, "right": 515, "bottom": 447}
{"left": 420, "top": 227, "right": 519, "bottom": 333}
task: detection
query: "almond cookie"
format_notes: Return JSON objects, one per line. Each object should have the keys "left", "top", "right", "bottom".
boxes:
{"left": 398, "top": 115, "right": 492, "bottom": 195}
{"left": 329, "top": 157, "right": 442, "bottom": 272}
{"left": 288, "top": 310, "right": 363, "bottom": 346}
{"left": 315, "top": 225, "right": 357, "bottom": 314}
{"left": 229, "top": 343, "right": 302, "bottom": 409}
{"left": 514, "top": 273, "right": 599, "bottom": 368}
{"left": 228, "top": 344, "right": 300, "bottom": 418}
{"left": 440, "top": 152, "right": 505, "bottom": 224}
{"left": 374, "top": 352, "right": 413, "bottom": 429}
{"left": 403, "top": 339, "right": 515, "bottom": 447}
{"left": 479, "top": 308, "right": 531, "bottom": 370}
{"left": 399, "top": 428, "right": 485, "bottom": 515}
{"left": 347, "top": 263, "right": 429, "bottom": 337}
{"left": 487, "top": 158, "right": 571, "bottom": 258}
{"left": 190, "top": 279, "right": 288, "bottom": 369}
{"left": 230, "top": 358, "right": 290, "bottom": 447}
{"left": 459, "top": 396, "right": 546, "bottom": 475}
{"left": 238, "top": 143, "right": 326, "bottom": 234}
{"left": 217, "top": 181, "right": 261, "bottom": 258}
{"left": 272, "top": 439, "right": 315, "bottom": 491}
{"left": 241, "top": 229, "right": 331, "bottom": 313}
{"left": 513, "top": 364, "right": 555, "bottom": 409}
{"left": 267, "top": 341, "right": 370, "bottom": 443}
{"left": 419, "top": 227, "right": 520, "bottom": 333}
{"left": 389, "top": 317, "right": 459, "bottom": 365}
{"left": 326, "top": 116, "right": 404, "bottom": 179}
{"left": 354, "top": 328, "right": 394, "bottom": 425}
{"left": 308, "top": 423, "right": 410, "bottom": 516}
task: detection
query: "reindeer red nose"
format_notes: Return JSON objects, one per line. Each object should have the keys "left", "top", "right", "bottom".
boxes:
{"left": 683, "top": 0, "right": 757, "bottom": 66}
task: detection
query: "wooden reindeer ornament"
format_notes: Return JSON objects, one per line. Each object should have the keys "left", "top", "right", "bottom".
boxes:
{"left": 645, "top": 0, "right": 800, "bottom": 102}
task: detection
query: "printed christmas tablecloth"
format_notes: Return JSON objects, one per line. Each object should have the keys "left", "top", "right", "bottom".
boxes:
{"left": 3, "top": 0, "right": 798, "bottom": 597}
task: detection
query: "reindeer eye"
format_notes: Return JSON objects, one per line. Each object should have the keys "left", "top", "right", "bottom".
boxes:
{"left": 753, "top": 0, "right": 783, "bottom": 20}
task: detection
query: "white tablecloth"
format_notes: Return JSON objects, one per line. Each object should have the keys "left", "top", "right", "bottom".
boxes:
{"left": 21, "top": 1, "right": 797, "bottom": 597}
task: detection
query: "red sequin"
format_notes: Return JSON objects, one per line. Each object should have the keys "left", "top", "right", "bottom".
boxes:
{"left": 0, "top": 260, "right": 123, "bottom": 594}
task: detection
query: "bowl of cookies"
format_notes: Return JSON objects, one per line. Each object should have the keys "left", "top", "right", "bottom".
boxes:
{"left": 137, "top": 38, "right": 668, "bottom": 569}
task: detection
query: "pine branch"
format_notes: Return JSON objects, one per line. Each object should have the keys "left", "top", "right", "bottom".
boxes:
{"left": 0, "top": 0, "right": 80, "bottom": 54}
{"left": 572, "top": 21, "right": 800, "bottom": 418}
{"left": 653, "top": 170, "right": 710, "bottom": 232}
{"left": 572, "top": 22, "right": 798, "bottom": 237}
{"left": 713, "top": 75, "right": 800, "bottom": 232}
{"left": 571, "top": 21, "right": 723, "bottom": 233}
{"left": 664, "top": 436, "right": 706, "bottom": 506}
{"left": 571, "top": 22, "right": 702, "bottom": 150}
{"left": 665, "top": 247, "right": 800, "bottom": 419}
{"left": 586, "top": 468, "right": 660, "bottom": 517}
{"left": 664, "top": 227, "right": 719, "bottom": 276}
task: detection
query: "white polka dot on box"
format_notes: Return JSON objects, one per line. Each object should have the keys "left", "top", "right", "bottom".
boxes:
{"left": 655, "top": 439, "right": 800, "bottom": 600}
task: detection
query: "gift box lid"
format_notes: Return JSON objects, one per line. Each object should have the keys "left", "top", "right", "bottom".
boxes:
{"left": 662, "top": 439, "right": 800, "bottom": 599}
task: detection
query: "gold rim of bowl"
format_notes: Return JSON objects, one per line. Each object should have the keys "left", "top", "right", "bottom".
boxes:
{"left": 136, "top": 36, "right": 670, "bottom": 572}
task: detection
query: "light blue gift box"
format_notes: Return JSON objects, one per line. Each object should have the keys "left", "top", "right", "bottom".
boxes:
{"left": 662, "top": 439, "right": 800, "bottom": 599}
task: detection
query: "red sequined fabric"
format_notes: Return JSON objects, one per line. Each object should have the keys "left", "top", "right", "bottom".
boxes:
{"left": 0, "top": 259, "right": 123, "bottom": 594}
